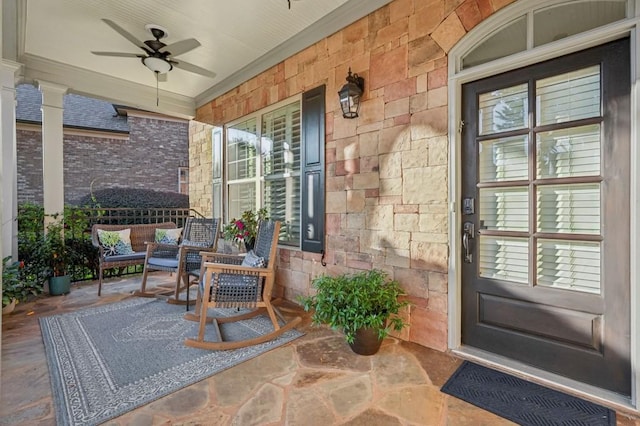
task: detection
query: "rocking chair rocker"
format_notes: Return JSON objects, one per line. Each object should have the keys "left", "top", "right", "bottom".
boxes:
{"left": 184, "top": 220, "right": 302, "bottom": 350}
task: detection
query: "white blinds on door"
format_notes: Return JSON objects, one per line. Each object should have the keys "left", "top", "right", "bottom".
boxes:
{"left": 477, "top": 66, "right": 603, "bottom": 294}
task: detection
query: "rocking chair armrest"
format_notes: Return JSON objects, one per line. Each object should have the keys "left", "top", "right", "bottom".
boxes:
{"left": 200, "top": 252, "right": 245, "bottom": 265}
{"left": 202, "top": 262, "right": 271, "bottom": 276}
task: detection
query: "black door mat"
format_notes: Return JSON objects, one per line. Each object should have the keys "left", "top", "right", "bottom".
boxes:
{"left": 441, "top": 361, "right": 615, "bottom": 425}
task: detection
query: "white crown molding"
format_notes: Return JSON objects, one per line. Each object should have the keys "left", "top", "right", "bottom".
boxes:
{"left": 195, "top": 0, "right": 393, "bottom": 107}
{"left": 21, "top": 54, "right": 196, "bottom": 119}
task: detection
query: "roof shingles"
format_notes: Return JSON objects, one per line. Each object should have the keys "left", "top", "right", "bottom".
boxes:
{"left": 16, "top": 84, "right": 129, "bottom": 133}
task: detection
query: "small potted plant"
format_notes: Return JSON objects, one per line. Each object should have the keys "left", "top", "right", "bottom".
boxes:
{"left": 44, "top": 220, "right": 72, "bottom": 296}
{"left": 223, "top": 208, "right": 269, "bottom": 251}
{"left": 300, "top": 269, "right": 410, "bottom": 355}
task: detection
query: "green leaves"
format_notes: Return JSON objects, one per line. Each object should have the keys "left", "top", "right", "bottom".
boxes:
{"left": 300, "top": 269, "right": 410, "bottom": 344}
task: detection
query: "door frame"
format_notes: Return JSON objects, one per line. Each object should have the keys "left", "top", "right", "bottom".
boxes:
{"left": 447, "top": 0, "right": 640, "bottom": 411}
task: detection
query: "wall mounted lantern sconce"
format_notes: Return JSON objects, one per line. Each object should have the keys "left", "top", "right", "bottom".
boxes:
{"left": 338, "top": 68, "right": 365, "bottom": 119}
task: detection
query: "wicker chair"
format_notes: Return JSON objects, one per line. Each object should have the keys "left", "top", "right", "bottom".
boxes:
{"left": 135, "top": 217, "right": 220, "bottom": 305}
{"left": 184, "top": 220, "right": 301, "bottom": 350}
{"left": 92, "top": 222, "right": 177, "bottom": 296}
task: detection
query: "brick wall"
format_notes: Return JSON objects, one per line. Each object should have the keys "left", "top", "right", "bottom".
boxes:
{"left": 192, "top": 0, "right": 515, "bottom": 351}
{"left": 17, "top": 115, "right": 189, "bottom": 205}
{"left": 17, "top": 129, "right": 44, "bottom": 204}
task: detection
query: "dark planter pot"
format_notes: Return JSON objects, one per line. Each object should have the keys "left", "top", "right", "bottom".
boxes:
{"left": 244, "top": 239, "right": 255, "bottom": 252}
{"left": 49, "top": 275, "right": 71, "bottom": 296}
{"left": 348, "top": 327, "right": 383, "bottom": 356}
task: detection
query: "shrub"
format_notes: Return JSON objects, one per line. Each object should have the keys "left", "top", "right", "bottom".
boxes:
{"left": 17, "top": 203, "right": 95, "bottom": 285}
{"left": 17, "top": 203, "right": 49, "bottom": 292}
{"left": 2, "top": 256, "right": 31, "bottom": 307}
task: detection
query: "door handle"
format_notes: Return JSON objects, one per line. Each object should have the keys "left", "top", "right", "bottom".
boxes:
{"left": 462, "top": 222, "right": 474, "bottom": 263}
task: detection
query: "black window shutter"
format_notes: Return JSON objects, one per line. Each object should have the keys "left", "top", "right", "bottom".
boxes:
{"left": 301, "top": 85, "right": 325, "bottom": 253}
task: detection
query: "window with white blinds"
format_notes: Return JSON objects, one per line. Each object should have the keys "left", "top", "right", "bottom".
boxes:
{"left": 477, "top": 65, "right": 603, "bottom": 294}
{"left": 227, "top": 119, "right": 259, "bottom": 220}
{"left": 225, "top": 99, "right": 302, "bottom": 247}
{"left": 261, "top": 103, "right": 301, "bottom": 246}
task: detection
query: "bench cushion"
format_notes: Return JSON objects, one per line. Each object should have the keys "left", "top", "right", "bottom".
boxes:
{"left": 103, "top": 251, "right": 146, "bottom": 262}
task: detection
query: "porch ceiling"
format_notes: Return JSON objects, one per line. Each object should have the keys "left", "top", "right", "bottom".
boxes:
{"left": 3, "top": 0, "right": 392, "bottom": 118}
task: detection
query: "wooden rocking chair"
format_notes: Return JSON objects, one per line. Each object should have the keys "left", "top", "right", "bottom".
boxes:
{"left": 184, "top": 220, "right": 302, "bottom": 350}
{"left": 135, "top": 217, "right": 220, "bottom": 305}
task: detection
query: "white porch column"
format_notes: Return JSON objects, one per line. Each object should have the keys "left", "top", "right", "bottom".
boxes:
{"left": 37, "top": 81, "right": 67, "bottom": 228}
{"left": 1, "top": 60, "right": 21, "bottom": 260}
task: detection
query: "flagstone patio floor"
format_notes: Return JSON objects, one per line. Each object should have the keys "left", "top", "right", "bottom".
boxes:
{"left": 2, "top": 273, "right": 640, "bottom": 425}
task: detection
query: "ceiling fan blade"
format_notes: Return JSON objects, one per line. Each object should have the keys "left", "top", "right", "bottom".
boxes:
{"left": 101, "top": 19, "right": 146, "bottom": 50}
{"left": 91, "top": 51, "right": 141, "bottom": 58}
{"left": 172, "top": 60, "right": 216, "bottom": 78}
{"left": 162, "top": 38, "right": 200, "bottom": 57}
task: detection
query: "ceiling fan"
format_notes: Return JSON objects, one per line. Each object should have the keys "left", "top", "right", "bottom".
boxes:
{"left": 91, "top": 19, "right": 216, "bottom": 82}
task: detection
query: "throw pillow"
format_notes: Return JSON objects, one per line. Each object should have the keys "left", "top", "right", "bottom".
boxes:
{"left": 155, "top": 227, "right": 183, "bottom": 245}
{"left": 241, "top": 250, "right": 266, "bottom": 268}
{"left": 97, "top": 228, "right": 134, "bottom": 256}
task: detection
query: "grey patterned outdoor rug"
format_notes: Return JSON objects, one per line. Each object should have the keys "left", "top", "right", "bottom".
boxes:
{"left": 40, "top": 297, "right": 303, "bottom": 426}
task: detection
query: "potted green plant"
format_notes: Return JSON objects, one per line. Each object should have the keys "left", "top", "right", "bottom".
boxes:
{"left": 300, "top": 269, "right": 410, "bottom": 355}
{"left": 44, "top": 220, "right": 72, "bottom": 296}
{"left": 223, "top": 208, "right": 269, "bottom": 251}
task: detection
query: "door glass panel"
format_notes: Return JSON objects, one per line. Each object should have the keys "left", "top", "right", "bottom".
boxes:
{"left": 479, "top": 236, "right": 529, "bottom": 283}
{"left": 478, "top": 83, "right": 528, "bottom": 135}
{"left": 537, "top": 239, "right": 601, "bottom": 294}
{"left": 536, "top": 66, "right": 600, "bottom": 125}
{"left": 479, "top": 135, "right": 528, "bottom": 182}
{"left": 537, "top": 184, "right": 600, "bottom": 234}
{"left": 537, "top": 124, "right": 601, "bottom": 178}
{"left": 479, "top": 187, "right": 529, "bottom": 231}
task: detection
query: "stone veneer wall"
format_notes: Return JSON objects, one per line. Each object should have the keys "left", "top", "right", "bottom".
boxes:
{"left": 189, "top": 121, "right": 215, "bottom": 218}
{"left": 192, "top": 0, "right": 514, "bottom": 351}
{"left": 17, "top": 115, "right": 189, "bottom": 205}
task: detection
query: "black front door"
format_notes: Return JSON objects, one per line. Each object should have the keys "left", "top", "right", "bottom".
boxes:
{"left": 461, "top": 38, "right": 631, "bottom": 396}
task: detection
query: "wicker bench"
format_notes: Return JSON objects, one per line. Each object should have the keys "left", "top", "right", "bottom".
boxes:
{"left": 91, "top": 222, "right": 177, "bottom": 296}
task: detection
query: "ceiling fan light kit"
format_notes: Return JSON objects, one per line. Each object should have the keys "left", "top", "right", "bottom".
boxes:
{"left": 142, "top": 56, "right": 172, "bottom": 74}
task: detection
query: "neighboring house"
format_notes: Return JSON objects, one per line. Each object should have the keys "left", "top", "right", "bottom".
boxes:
{"left": 15, "top": 84, "right": 190, "bottom": 205}
{"left": 188, "top": 0, "right": 640, "bottom": 408}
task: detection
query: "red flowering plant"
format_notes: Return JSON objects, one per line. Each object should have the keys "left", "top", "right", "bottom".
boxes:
{"left": 222, "top": 208, "right": 269, "bottom": 250}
